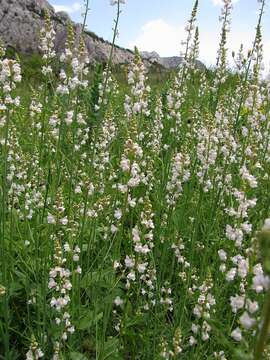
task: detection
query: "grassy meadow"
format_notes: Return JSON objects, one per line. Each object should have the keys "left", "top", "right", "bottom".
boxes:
{"left": 1, "top": 0, "right": 270, "bottom": 359}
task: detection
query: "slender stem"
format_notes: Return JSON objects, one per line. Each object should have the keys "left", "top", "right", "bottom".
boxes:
{"left": 82, "top": 0, "right": 90, "bottom": 33}
{"left": 233, "top": 0, "right": 265, "bottom": 133}
{"left": 99, "top": 0, "right": 121, "bottom": 110}
{"left": 254, "top": 288, "right": 270, "bottom": 360}
{"left": 1, "top": 106, "right": 10, "bottom": 357}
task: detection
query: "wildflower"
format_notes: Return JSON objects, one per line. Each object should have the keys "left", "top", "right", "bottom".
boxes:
{"left": 114, "top": 209, "right": 122, "bottom": 220}
{"left": 73, "top": 254, "right": 79, "bottom": 262}
{"left": 0, "top": 285, "right": 6, "bottom": 296}
{"left": 246, "top": 299, "right": 258, "bottom": 314}
{"left": 218, "top": 249, "right": 227, "bottom": 261}
{"left": 60, "top": 217, "right": 68, "bottom": 226}
{"left": 239, "top": 312, "right": 255, "bottom": 329}
{"left": 114, "top": 296, "right": 124, "bottom": 306}
{"left": 189, "top": 336, "right": 197, "bottom": 346}
{"left": 230, "top": 295, "right": 245, "bottom": 313}
{"left": 226, "top": 268, "right": 237, "bottom": 282}
{"left": 47, "top": 213, "right": 56, "bottom": 224}
{"left": 26, "top": 336, "right": 44, "bottom": 359}
{"left": 231, "top": 327, "right": 242, "bottom": 342}
{"left": 125, "top": 256, "right": 135, "bottom": 268}
{"left": 262, "top": 218, "right": 270, "bottom": 231}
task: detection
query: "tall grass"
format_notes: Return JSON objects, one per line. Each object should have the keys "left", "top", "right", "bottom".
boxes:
{"left": 0, "top": 0, "right": 270, "bottom": 359}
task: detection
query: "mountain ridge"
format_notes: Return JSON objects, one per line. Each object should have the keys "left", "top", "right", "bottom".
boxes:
{"left": 0, "top": 0, "right": 138, "bottom": 65}
{"left": 0, "top": 0, "right": 203, "bottom": 69}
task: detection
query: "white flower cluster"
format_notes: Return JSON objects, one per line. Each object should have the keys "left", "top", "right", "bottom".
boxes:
{"left": 160, "top": 283, "right": 173, "bottom": 312}
{"left": 0, "top": 58, "right": 21, "bottom": 111}
{"left": 39, "top": 26, "right": 56, "bottom": 61}
{"left": 56, "top": 30, "right": 89, "bottom": 95}
{"left": 124, "top": 54, "right": 150, "bottom": 119}
{"left": 166, "top": 152, "right": 190, "bottom": 207}
{"left": 92, "top": 113, "right": 117, "bottom": 194}
{"left": 48, "top": 240, "right": 81, "bottom": 358}
{"left": 95, "top": 68, "right": 119, "bottom": 111}
{"left": 190, "top": 278, "right": 216, "bottom": 345}
{"left": 26, "top": 337, "right": 44, "bottom": 360}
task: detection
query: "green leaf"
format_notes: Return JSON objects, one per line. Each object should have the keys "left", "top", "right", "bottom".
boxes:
{"left": 102, "top": 337, "right": 120, "bottom": 360}
{"left": 9, "top": 281, "right": 24, "bottom": 296}
{"left": 77, "top": 311, "right": 103, "bottom": 330}
{"left": 80, "top": 269, "right": 114, "bottom": 289}
{"left": 69, "top": 352, "right": 88, "bottom": 360}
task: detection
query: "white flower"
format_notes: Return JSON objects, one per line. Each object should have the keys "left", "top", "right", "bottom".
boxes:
{"left": 239, "top": 312, "right": 255, "bottom": 329}
{"left": 226, "top": 268, "right": 236, "bottom": 282}
{"left": 111, "top": 224, "right": 118, "bottom": 234}
{"left": 114, "top": 261, "right": 120, "bottom": 269}
{"left": 219, "top": 264, "right": 226, "bottom": 272}
{"left": 137, "top": 262, "right": 147, "bottom": 273}
{"left": 127, "top": 271, "right": 136, "bottom": 281}
{"left": 191, "top": 323, "right": 199, "bottom": 334}
{"left": 238, "top": 259, "right": 249, "bottom": 279}
{"left": 230, "top": 295, "right": 245, "bottom": 313}
{"left": 252, "top": 271, "right": 269, "bottom": 293}
{"left": 68, "top": 326, "right": 75, "bottom": 333}
{"left": 202, "top": 332, "right": 209, "bottom": 341}
{"left": 64, "top": 243, "right": 71, "bottom": 252}
{"left": 73, "top": 254, "right": 79, "bottom": 262}
{"left": 262, "top": 219, "right": 270, "bottom": 231}
{"left": 125, "top": 256, "right": 135, "bottom": 268}
{"left": 60, "top": 217, "right": 68, "bottom": 226}
{"left": 231, "top": 327, "right": 242, "bottom": 342}
{"left": 114, "top": 296, "right": 123, "bottom": 306}
{"left": 120, "top": 158, "right": 130, "bottom": 172}
{"left": 189, "top": 336, "right": 197, "bottom": 346}
{"left": 114, "top": 209, "right": 122, "bottom": 220}
{"left": 218, "top": 249, "right": 227, "bottom": 261}
{"left": 47, "top": 213, "right": 56, "bottom": 224}
{"left": 246, "top": 299, "right": 258, "bottom": 314}
{"left": 65, "top": 111, "right": 73, "bottom": 125}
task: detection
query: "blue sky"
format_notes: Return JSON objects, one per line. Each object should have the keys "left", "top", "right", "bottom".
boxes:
{"left": 51, "top": 0, "right": 270, "bottom": 69}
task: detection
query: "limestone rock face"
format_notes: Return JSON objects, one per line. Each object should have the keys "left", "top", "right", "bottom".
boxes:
{"left": 0, "top": 0, "right": 136, "bottom": 65}
{"left": 141, "top": 51, "right": 185, "bottom": 69}
{"left": 141, "top": 51, "right": 205, "bottom": 70}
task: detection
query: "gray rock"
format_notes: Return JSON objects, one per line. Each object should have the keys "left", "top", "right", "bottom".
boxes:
{"left": 141, "top": 51, "right": 160, "bottom": 63}
{"left": 141, "top": 51, "right": 205, "bottom": 70}
{"left": 141, "top": 51, "right": 185, "bottom": 69}
{"left": 0, "top": 0, "right": 140, "bottom": 65}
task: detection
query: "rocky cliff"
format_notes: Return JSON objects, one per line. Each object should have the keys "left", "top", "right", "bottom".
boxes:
{"left": 0, "top": 0, "right": 135, "bottom": 65}
{"left": 141, "top": 51, "right": 205, "bottom": 70}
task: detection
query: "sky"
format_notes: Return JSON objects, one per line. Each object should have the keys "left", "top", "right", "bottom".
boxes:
{"left": 51, "top": 0, "right": 270, "bottom": 70}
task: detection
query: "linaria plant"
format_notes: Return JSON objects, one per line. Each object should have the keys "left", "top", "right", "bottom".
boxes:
{"left": 0, "top": 0, "right": 270, "bottom": 358}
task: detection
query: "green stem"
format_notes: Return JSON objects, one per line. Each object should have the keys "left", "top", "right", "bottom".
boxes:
{"left": 254, "top": 288, "right": 270, "bottom": 360}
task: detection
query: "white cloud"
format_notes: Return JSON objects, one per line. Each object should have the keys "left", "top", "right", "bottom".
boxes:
{"left": 128, "top": 19, "right": 185, "bottom": 57}
{"left": 127, "top": 18, "right": 270, "bottom": 72}
{"left": 52, "top": 2, "right": 81, "bottom": 14}
{"left": 200, "top": 28, "right": 270, "bottom": 73}
{"left": 212, "top": 0, "right": 239, "bottom": 6}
